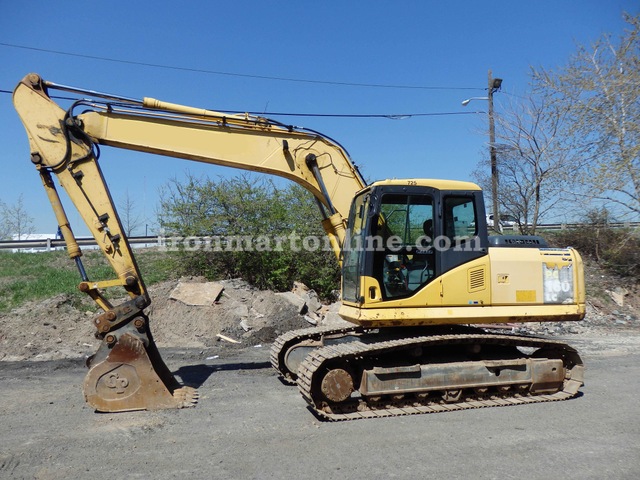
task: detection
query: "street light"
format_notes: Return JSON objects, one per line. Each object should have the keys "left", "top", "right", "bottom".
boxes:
{"left": 462, "top": 70, "right": 503, "bottom": 234}
{"left": 460, "top": 97, "right": 488, "bottom": 106}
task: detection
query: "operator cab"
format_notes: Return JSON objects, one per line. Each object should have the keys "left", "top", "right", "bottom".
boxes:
{"left": 342, "top": 181, "right": 489, "bottom": 304}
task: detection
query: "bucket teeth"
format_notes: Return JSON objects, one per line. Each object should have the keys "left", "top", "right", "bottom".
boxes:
{"left": 173, "top": 387, "right": 200, "bottom": 408}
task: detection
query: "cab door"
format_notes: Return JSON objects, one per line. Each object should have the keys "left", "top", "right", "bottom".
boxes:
{"left": 438, "top": 191, "right": 488, "bottom": 275}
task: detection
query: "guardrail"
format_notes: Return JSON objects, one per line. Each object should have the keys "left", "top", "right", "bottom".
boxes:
{"left": 1, "top": 222, "right": 638, "bottom": 251}
{"left": 505, "top": 222, "right": 640, "bottom": 232}
{"left": 0, "top": 236, "right": 161, "bottom": 251}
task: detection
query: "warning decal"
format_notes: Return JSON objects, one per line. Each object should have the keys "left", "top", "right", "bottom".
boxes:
{"left": 543, "top": 263, "right": 574, "bottom": 304}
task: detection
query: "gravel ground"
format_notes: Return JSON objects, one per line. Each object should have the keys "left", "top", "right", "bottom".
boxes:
{"left": 1, "top": 331, "right": 639, "bottom": 480}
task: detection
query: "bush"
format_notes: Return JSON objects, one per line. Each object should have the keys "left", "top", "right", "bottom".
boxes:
{"left": 547, "top": 209, "right": 640, "bottom": 279}
{"left": 159, "top": 174, "right": 341, "bottom": 300}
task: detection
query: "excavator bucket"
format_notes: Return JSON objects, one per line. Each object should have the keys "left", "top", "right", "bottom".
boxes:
{"left": 83, "top": 322, "right": 198, "bottom": 412}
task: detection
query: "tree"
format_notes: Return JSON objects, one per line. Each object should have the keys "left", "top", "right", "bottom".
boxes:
{"left": 473, "top": 94, "right": 572, "bottom": 234}
{"left": 0, "top": 195, "right": 35, "bottom": 240}
{"left": 0, "top": 202, "right": 8, "bottom": 240}
{"left": 118, "top": 189, "right": 143, "bottom": 236}
{"left": 532, "top": 13, "right": 640, "bottom": 218}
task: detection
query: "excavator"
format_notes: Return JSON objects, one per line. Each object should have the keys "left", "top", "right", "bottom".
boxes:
{"left": 13, "top": 73, "right": 585, "bottom": 420}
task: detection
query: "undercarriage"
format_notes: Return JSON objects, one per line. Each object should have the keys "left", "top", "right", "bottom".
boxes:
{"left": 271, "top": 326, "right": 584, "bottom": 420}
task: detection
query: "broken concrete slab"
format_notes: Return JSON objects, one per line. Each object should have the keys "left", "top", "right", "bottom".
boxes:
{"left": 303, "top": 314, "right": 318, "bottom": 326}
{"left": 607, "top": 287, "right": 628, "bottom": 308}
{"left": 275, "top": 291, "right": 307, "bottom": 314}
{"left": 227, "top": 301, "right": 249, "bottom": 318}
{"left": 292, "top": 281, "right": 321, "bottom": 313}
{"left": 169, "top": 282, "right": 224, "bottom": 306}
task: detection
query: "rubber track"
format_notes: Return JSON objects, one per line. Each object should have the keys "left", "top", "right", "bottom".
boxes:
{"left": 296, "top": 333, "right": 584, "bottom": 421}
{"left": 269, "top": 325, "right": 363, "bottom": 383}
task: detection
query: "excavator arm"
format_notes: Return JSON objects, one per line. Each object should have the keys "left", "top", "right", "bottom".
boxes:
{"left": 13, "top": 73, "right": 366, "bottom": 412}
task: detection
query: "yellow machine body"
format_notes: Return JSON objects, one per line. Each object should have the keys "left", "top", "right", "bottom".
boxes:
{"left": 340, "top": 246, "right": 585, "bottom": 327}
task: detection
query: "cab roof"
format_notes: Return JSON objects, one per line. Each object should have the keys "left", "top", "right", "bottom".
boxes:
{"left": 369, "top": 178, "right": 482, "bottom": 191}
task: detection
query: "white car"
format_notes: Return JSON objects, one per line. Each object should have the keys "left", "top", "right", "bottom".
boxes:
{"left": 486, "top": 214, "right": 517, "bottom": 230}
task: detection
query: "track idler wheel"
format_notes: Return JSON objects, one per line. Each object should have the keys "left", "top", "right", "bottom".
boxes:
{"left": 320, "top": 368, "right": 354, "bottom": 403}
{"left": 83, "top": 324, "right": 198, "bottom": 412}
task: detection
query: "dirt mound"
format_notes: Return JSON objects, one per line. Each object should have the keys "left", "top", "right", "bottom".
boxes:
{"left": 0, "top": 294, "right": 96, "bottom": 361}
{"left": 0, "top": 278, "right": 345, "bottom": 362}
{"left": 1, "top": 258, "right": 638, "bottom": 362}
{"left": 148, "top": 277, "right": 314, "bottom": 348}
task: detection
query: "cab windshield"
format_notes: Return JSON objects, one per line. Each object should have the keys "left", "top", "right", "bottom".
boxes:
{"left": 341, "top": 192, "right": 369, "bottom": 303}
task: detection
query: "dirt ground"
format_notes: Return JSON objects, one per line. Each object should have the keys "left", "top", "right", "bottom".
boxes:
{"left": 1, "top": 334, "right": 639, "bottom": 480}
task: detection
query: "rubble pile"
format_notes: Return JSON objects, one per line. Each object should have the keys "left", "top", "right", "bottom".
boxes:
{"left": 149, "top": 278, "right": 349, "bottom": 349}
{"left": 0, "top": 278, "right": 349, "bottom": 361}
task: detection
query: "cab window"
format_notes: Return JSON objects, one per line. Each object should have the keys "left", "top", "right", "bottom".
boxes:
{"left": 443, "top": 196, "right": 477, "bottom": 241}
{"left": 375, "top": 194, "right": 434, "bottom": 299}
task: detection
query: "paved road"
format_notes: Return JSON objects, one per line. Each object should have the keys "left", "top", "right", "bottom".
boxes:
{"left": 0, "top": 333, "right": 639, "bottom": 480}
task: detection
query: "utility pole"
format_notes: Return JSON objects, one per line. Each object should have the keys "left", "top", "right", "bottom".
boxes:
{"left": 487, "top": 70, "right": 502, "bottom": 234}
{"left": 460, "top": 72, "right": 502, "bottom": 232}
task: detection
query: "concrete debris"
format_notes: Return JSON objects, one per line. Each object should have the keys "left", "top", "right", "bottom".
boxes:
{"left": 230, "top": 302, "right": 250, "bottom": 318}
{"left": 275, "top": 291, "right": 307, "bottom": 314}
{"left": 169, "top": 282, "right": 224, "bottom": 306}
{"left": 607, "top": 287, "right": 628, "bottom": 308}
{"left": 291, "top": 281, "right": 308, "bottom": 294}
{"left": 292, "top": 281, "right": 322, "bottom": 314}
{"left": 319, "top": 302, "right": 352, "bottom": 327}
{"left": 304, "top": 315, "right": 318, "bottom": 326}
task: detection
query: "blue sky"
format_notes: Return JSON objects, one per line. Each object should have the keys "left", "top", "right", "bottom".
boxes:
{"left": 1, "top": 1, "right": 637, "bottom": 234}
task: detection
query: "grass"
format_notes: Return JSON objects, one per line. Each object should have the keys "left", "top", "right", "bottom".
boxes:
{"left": 0, "top": 248, "right": 178, "bottom": 313}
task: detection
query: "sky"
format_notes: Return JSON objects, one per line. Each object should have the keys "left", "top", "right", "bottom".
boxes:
{"left": 1, "top": 1, "right": 638, "bottom": 235}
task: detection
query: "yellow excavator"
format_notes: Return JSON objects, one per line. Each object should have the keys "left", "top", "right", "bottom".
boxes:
{"left": 13, "top": 73, "right": 585, "bottom": 420}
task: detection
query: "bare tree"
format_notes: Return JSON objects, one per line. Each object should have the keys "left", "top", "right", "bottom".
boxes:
{"left": 118, "top": 189, "right": 143, "bottom": 236}
{"left": 0, "top": 195, "right": 35, "bottom": 240}
{"left": 0, "top": 201, "right": 9, "bottom": 240}
{"left": 532, "top": 13, "right": 640, "bottom": 218}
{"left": 473, "top": 94, "right": 571, "bottom": 234}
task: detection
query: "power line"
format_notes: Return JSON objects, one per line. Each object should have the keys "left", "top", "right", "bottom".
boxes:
{"left": 226, "top": 110, "right": 485, "bottom": 119}
{"left": 0, "top": 42, "right": 483, "bottom": 91}
{"left": 0, "top": 88, "right": 484, "bottom": 118}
